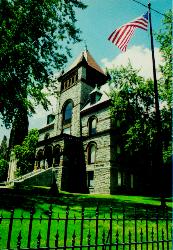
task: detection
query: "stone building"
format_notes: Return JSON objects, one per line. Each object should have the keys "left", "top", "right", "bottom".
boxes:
{"left": 35, "top": 50, "right": 134, "bottom": 194}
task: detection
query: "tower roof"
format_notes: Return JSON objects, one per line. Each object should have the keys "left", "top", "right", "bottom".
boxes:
{"left": 67, "top": 50, "right": 106, "bottom": 76}
{"left": 90, "top": 84, "right": 102, "bottom": 95}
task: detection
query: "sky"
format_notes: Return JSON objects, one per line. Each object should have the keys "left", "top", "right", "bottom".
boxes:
{"left": 0, "top": 0, "right": 171, "bottom": 142}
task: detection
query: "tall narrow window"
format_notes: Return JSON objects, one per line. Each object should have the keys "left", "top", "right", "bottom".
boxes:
{"left": 88, "top": 143, "right": 96, "bottom": 164}
{"left": 44, "top": 145, "right": 53, "bottom": 168}
{"left": 130, "top": 174, "right": 134, "bottom": 188}
{"left": 64, "top": 102, "right": 73, "bottom": 123}
{"left": 117, "top": 145, "right": 121, "bottom": 154}
{"left": 88, "top": 117, "right": 97, "bottom": 135}
{"left": 118, "top": 172, "right": 122, "bottom": 186}
{"left": 88, "top": 171, "right": 94, "bottom": 188}
{"left": 62, "top": 100, "right": 73, "bottom": 134}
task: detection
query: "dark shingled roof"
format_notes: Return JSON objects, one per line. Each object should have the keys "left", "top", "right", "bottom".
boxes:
{"left": 67, "top": 50, "right": 106, "bottom": 75}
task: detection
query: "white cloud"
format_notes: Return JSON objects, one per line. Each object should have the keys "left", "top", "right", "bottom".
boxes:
{"left": 101, "top": 45, "right": 163, "bottom": 79}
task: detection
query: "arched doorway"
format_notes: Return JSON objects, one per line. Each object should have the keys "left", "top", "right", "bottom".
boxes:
{"left": 53, "top": 145, "right": 61, "bottom": 166}
{"left": 44, "top": 145, "right": 53, "bottom": 168}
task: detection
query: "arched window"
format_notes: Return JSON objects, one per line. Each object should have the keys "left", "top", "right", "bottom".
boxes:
{"left": 88, "top": 116, "right": 97, "bottom": 135}
{"left": 62, "top": 100, "right": 73, "bottom": 134}
{"left": 36, "top": 149, "right": 44, "bottom": 169}
{"left": 87, "top": 143, "right": 97, "bottom": 164}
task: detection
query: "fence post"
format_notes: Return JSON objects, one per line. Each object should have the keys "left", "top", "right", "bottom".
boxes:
{"left": 146, "top": 208, "right": 149, "bottom": 250}
{"left": 165, "top": 206, "right": 169, "bottom": 250}
{"left": 80, "top": 207, "right": 84, "bottom": 249}
{"left": 102, "top": 229, "right": 105, "bottom": 250}
{"left": 46, "top": 204, "right": 53, "bottom": 248}
{"left": 161, "top": 229, "right": 164, "bottom": 250}
{"left": 37, "top": 231, "right": 41, "bottom": 249}
{"left": 109, "top": 206, "right": 113, "bottom": 250}
{"left": 122, "top": 205, "right": 125, "bottom": 250}
{"left": 64, "top": 206, "right": 69, "bottom": 249}
{"left": 156, "top": 208, "right": 159, "bottom": 250}
{"left": 151, "top": 227, "right": 154, "bottom": 250}
{"left": 87, "top": 229, "right": 91, "bottom": 250}
{"left": 128, "top": 230, "right": 131, "bottom": 250}
{"left": 95, "top": 205, "right": 99, "bottom": 250}
{"left": 55, "top": 230, "right": 59, "bottom": 249}
{"left": 72, "top": 230, "right": 76, "bottom": 249}
{"left": 116, "top": 230, "right": 119, "bottom": 250}
{"left": 7, "top": 208, "right": 14, "bottom": 249}
{"left": 140, "top": 228, "right": 143, "bottom": 250}
{"left": 27, "top": 207, "right": 34, "bottom": 249}
{"left": 17, "top": 230, "right": 22, "bottom": 250}
{"left": 134, "top": 206, "right": 137, "bottom": 250}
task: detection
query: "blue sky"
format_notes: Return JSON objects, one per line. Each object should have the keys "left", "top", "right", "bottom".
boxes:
{"left": 0, "top": 0, "right": 171, "bottom": 142}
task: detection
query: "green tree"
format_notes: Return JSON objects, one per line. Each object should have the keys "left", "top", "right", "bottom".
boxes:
{"left": 155, "top": 10, "right": 172, "bottom": 193}
{"left": 108, "top": 64, "right": 156, "bottom": 192}
{"left": 108, "top": 10, "right": 172, "bottom": 195}
{"left": 0, "top": 135, "right": 8, "bottom": 181}
{"left": 156, "top": 10, "right": 172, "bottom": 106}
{"left": 155, "top": 10, "right": 172, "bottom": 167}
{"left": 0, "top": 0, "right": 86, "bottom": 145}
{"left": 13, "top": 129, "right": 39, "bottom": 175}
{"left": 108, "top": 64, "right": 171, "bottom": 194}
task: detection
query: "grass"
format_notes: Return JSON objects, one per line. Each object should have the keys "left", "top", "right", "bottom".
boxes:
{"left": 0, "top": 186, "right": 172, "bottom": 249}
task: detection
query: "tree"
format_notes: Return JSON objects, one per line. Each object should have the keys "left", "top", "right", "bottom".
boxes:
{"left": 0, "top": 0, "right": 86, "bottom": 144}
{"left": 108, "top": 64, "right": 157, "bottom": 193}
{"left": 0, "top": 135, "right": 8, "bottom": 181}
{"left": 155, "top": 10, "right": 172, "bottom": 193}
{"left": 156, "top": 10, "right": 172, "bottom": 106}
{"left": 108, "top": 10, "right": 172, "bottom": 195}
{"left": 108, "top": 61, "right": 171, "bottom": 194}
{"left": 13, "top": 129, "right": 39, "bottom": 175}
{"left": 0, "top": 135, "right": 8, "bottom": 159}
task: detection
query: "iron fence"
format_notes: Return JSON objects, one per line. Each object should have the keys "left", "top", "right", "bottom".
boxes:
{"left": 0, "top": 205, "right": 172, "bottom": 249}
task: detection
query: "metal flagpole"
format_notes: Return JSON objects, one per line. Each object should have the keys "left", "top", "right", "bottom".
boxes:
{"left": 148, "top": 3, "right": 165, "bottom": 207}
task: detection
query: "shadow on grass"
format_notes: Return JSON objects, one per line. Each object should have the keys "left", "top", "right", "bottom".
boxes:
{"left": 0, "top": 186, "right": 172, "bottom": 218}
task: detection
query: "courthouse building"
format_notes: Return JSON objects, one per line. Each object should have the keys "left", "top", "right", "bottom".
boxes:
{"left": 35, "top": 50, "right": 135, "bottom": 194}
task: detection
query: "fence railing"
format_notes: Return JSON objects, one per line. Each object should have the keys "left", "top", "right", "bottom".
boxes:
{"left": 0, "top": 205, "right": 172, "bottom": 250}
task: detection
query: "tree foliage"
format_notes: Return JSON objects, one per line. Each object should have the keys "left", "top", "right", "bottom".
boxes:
{"left": 0, "top": 135, "right": 8, "bottom": 181}
{"left": 13, "top": 129, "right": 39, "bottom": 175}
{"left": 0, "top": 0, "right": 86, "bottom": 127}
{"left": 156, "top": 10, "right": 172, "bottom": 166}
{"left": 108, "top": 11, "right": 172, "bottom": 194}
{"left": 109, "top": 64, "right": 155, "bottom": 155}
{"left": 156, "top": 10, "right": 172, "bottom": 106}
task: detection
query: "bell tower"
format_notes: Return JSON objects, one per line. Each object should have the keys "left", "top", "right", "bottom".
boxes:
{"left": 54, "top": 50, "right": 108, "bottom": 137}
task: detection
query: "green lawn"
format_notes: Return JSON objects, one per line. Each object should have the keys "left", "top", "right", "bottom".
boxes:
{"left": 0, "top": 187, "right": 172, "bottom": 249}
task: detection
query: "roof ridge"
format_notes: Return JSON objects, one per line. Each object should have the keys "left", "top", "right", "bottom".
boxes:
{"left": 67, "top": 50, "right": 106, "bottom": 75}
{"left": 84, "top": 50, "right": 105, "bottom": 75}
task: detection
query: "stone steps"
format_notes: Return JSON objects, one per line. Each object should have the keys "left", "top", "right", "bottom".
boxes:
{"left": 6, "top": 167, "right": 55, "bottom": 187}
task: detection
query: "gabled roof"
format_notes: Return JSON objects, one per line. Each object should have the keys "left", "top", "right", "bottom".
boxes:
{"left": 67, "top": 50, "right": 106, "bottom": 76}
{"left": 80, "top": 83, "right": 110, "bottom": 113}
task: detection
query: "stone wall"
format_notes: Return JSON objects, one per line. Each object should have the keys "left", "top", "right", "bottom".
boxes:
{"left": 94, "top": 165, "right": 111, "bottom": 193}
{"left": 54, "top": 66, "right": 94, "bottom": 137}
{"left": 81, "top": 107, "right": 111, "bottom": 137}
{"left": 81, "top": 104, "right": 113, "bottom": 193}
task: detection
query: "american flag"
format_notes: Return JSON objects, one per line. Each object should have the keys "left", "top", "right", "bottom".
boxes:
{"left": 108, "top": 12, "right": 148, "bottom": 52}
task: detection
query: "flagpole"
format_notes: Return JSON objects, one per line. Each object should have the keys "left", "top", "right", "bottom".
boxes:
{"left": 148, "top": 3, "right": 165, "bottom": 207}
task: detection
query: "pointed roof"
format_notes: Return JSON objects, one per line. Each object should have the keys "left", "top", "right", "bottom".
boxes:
{"left": 67, "top": 50, "right": 106, "bottom": 75}
{"left": 90, "top": 84, "right": 102, "bottom": 95}
{"left": 80, "top": 83, "right": 110, "bottom": 113}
